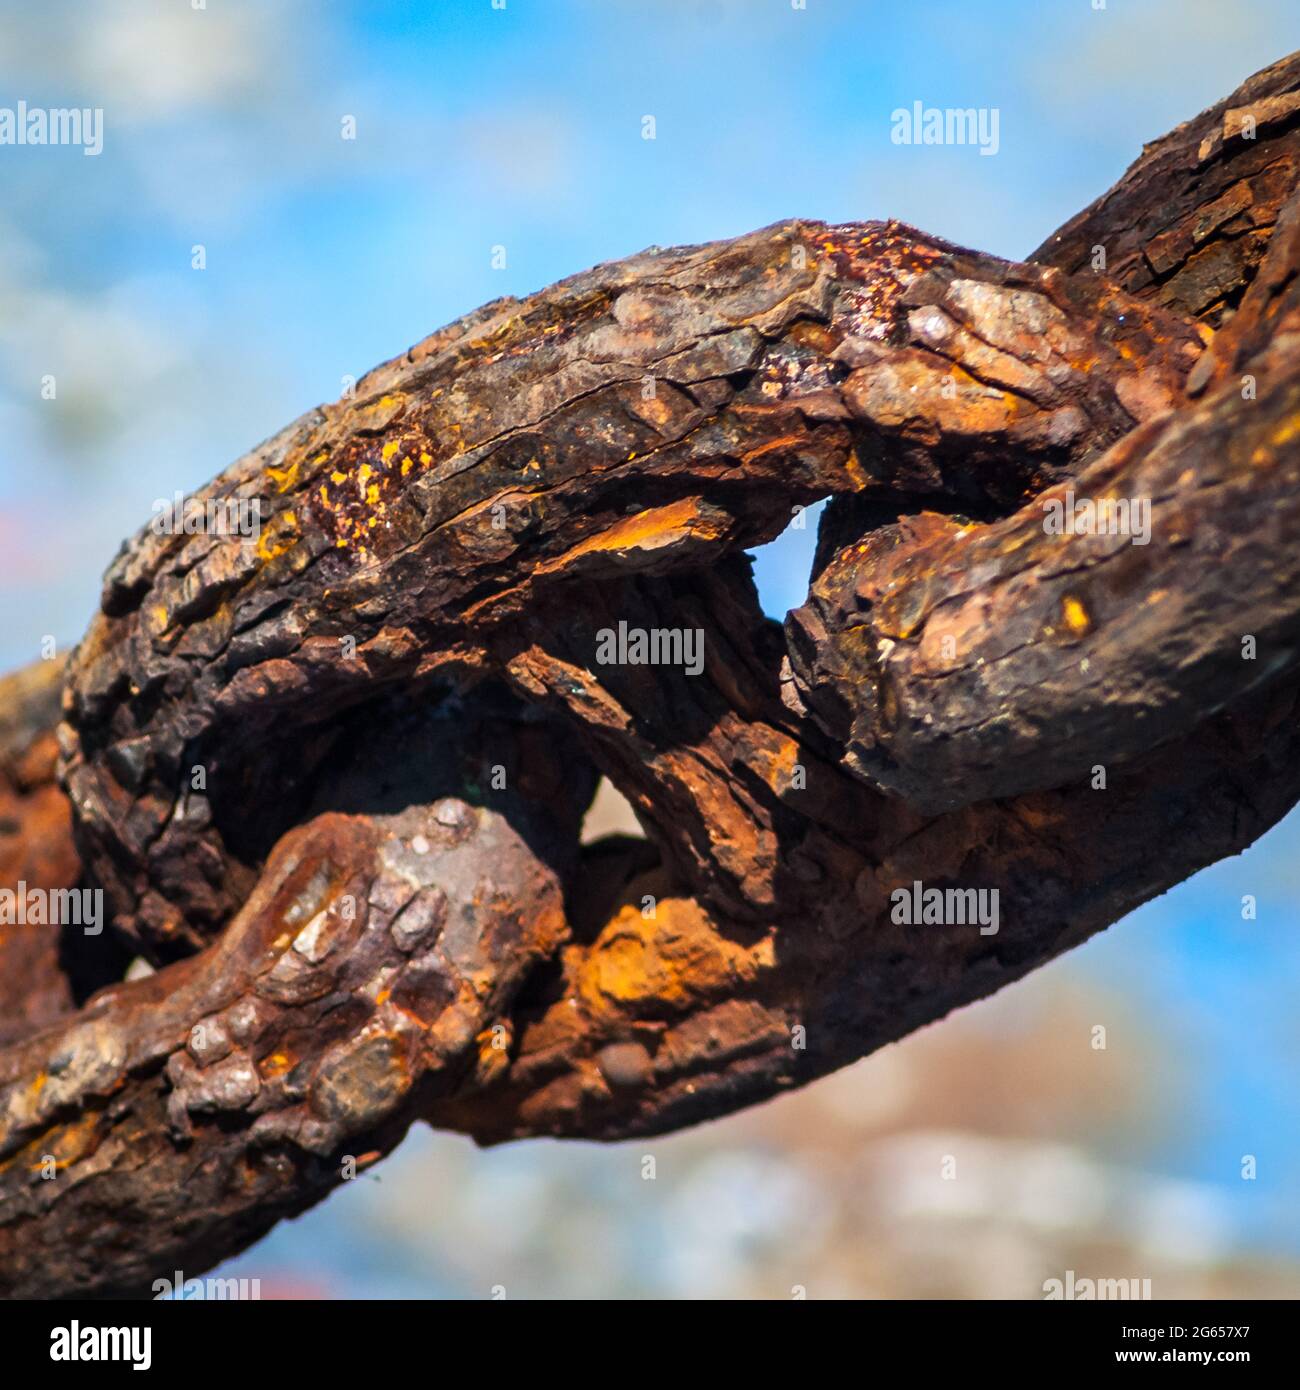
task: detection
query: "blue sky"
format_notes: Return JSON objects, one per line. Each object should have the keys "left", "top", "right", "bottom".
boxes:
{"left": 3, "top": 0, "right": 1300, "bottom": 1293}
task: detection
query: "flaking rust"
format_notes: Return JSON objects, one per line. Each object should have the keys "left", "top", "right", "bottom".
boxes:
{"left": 3, "top": 51, "right": 1300, "bottom": 1296}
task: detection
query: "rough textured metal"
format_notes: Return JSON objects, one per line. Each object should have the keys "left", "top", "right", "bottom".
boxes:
{"left": 1, "top": 52, "right": 1299, "bottom": 1298}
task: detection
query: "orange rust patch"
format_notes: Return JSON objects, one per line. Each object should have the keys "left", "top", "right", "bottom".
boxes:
{"left": 540, "top": 497, "right": 726, "bottom": 572}
{"left": 254, "top": 507, "right": 300, "bottom": 564}
{"left": 307, "top": 422, "right": 441, "bottom": 560}
{"left": 580, "top": 897, "right": 772, "bottom": 1018}
{"left": 1061, "top": 594, "right": 1092, "bottom": 635}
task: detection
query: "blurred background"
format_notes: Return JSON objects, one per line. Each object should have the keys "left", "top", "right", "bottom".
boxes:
{"left": 3, "top": 0, "right": 1299, "bottom": 1298}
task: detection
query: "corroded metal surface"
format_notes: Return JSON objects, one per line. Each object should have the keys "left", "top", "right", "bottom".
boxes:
{"left": 1, "top": 52, "right": 1299, "bottom": 1297}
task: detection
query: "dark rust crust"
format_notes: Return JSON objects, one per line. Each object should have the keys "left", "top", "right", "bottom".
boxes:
{"left": 0, "top": 51, "right": 1298, "bottom": 1297}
